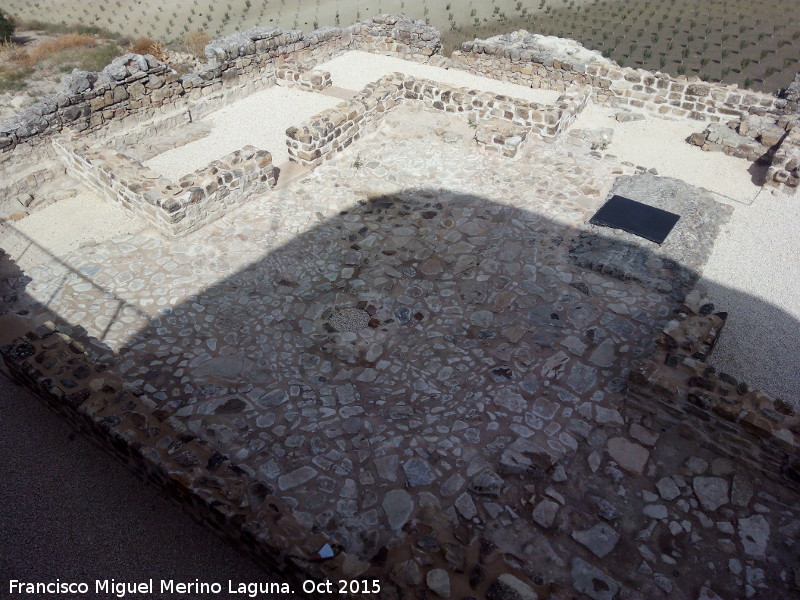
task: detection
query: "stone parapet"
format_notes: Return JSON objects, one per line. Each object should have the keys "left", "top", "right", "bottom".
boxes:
{"left": 53, "top": 138, "right": 275, "bottom": 236}
{"left": 0, "top": 313, "right": 317, "bottom": 588}
{"left": 626, "top": 290, "right": 800, "bottom": 490}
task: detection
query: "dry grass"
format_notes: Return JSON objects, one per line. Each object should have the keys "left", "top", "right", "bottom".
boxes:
{"left": 12, "top": 32, "right": 98, "bottom": 67}
{"left": 0, "top": 33, "right": 123, "bottom": 95}
{"left": 126, "top": 36, "right": 166, "bottom": 61}
{"left": 183, "top": 30, "right": 210, "bottom": 58}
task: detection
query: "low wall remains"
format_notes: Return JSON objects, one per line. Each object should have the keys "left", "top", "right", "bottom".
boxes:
{"left": 766, "top": 128, "right": 800, "bottom": 194}
{"left": 0, "top": 15, "right": 441, "bottom": 165}
{"left": 53, "top": 138, "right": 275, "bottom": 236}
{"left": 275, "top": 66, "right": 332, "bottom": 92}
{"left": 688, "top": 111, "right": 799, "bottom": 194}
{"left": 286, "top": 73, "right": 591, "bottom": 167}
{"left": 451, "top": 31, "right": 781, "bottom": 121}
{"left": 625, "top": 290, "right": 799, "bottom": 490}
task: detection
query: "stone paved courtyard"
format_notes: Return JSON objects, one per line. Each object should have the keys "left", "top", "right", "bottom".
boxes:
{"left": 3, "top": 104, "right": 798, "bottom": 598}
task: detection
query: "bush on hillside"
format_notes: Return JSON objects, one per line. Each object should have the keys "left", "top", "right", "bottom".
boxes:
{"left": 127, "top": 36, "right": 166, "bottom": 62}
{"left": 183, "top": 30, "right": 210, "bottom": 58}
{"left": 0, "top": 9, "right": 15, "bottom": 43}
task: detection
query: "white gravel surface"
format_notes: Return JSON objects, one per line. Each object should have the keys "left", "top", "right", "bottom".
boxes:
{"left": 8, "top": 193, "right": 143, "bottom": 259}
{"left": 145, "top": 87, "right": 340, "bottom": 177}
{"left": 570, "top": 102, "right": 762, "bottom": 204}
{"left": 318, "top": 50, "right": 562, "bottom": 104}
{"left": 698, "top": 188, "right": 800, "bottom": 405}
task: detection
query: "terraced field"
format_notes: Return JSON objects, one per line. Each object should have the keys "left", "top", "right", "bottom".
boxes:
{"left": 5, "top": 0, "right": 798, "bottom": 92}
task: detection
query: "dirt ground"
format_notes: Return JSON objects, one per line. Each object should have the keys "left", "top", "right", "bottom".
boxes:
{"left": 3, "top": 0, "right": 797, "bottom": 93}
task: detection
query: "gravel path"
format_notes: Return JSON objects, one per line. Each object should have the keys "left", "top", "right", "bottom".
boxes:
{"left": 318, "top": 50, "right": 562, "bottom": 104}
{"left": 145, "top": 87, "right": 341, "bottom": 177}
{"left": 698, "top": 188, "right": 800, "bottom": 405}
{"left": 0, "top": 375, "right": 306, "bottom": 599}
{"left": 570, "top": 102, "right": 762, "bottom": 203}
{"left": 7, "top": 193, "right": 143, "bottom": 261}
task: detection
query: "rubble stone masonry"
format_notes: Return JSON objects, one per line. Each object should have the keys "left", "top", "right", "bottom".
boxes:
{"left": 626, "top": 290, "right": 800, "bottom": 491}
{"left": 286, "top": 73, "right": 591, "bottom": 168}
{"left": 53, "top": 138, "right": 275, "bottom": 236}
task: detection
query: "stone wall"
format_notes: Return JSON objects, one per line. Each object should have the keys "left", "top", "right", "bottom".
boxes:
{"left": 688, "top": 111, "right": 799, "bottom": 194}
{"left": 765, "top": 128, "right": 800, "bottom": 194}
{"left": 552, "top": 84, "right": 592, "bottom": 136}
{"left": 350, "top": 13, "right": 441, "bottom": 62}
{"left": 286, "top": 74, "right": 590, "bottom": 168}
{"left": 625, "top": 290, "right": 800, "bottom": 490}
{"left": 285, "top": 75, "right": 403, "bottom": 167}
{"left": 53, "top": 138, "right": 275, "bottom": 236}
{"left": 451, "top": 31, "right": 781, "bottom": 121}
{"left": 275, "top": 66, "right": 332, "bottom": 92}
{"left": 0, "top": 15, "right": 445, "bottom": 167}
{"left": 3, "top": 15, "right": 794, "bottom": 172}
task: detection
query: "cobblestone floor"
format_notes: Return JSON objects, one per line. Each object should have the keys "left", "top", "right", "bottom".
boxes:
{"left": 5, "top": 105, "right": 799, "bottom": 599}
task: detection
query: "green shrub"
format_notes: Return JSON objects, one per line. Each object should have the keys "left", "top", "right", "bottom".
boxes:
{"left": 0, "top": 9, "right": 15, "bottom": 43}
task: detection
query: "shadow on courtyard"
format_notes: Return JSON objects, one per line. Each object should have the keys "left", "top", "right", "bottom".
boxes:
{"left": 2, "top": 185, "right": 799, "bottom": 598}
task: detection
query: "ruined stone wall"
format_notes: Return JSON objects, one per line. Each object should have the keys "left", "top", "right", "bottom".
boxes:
{"left": 688, "top": 111, "right": 799, "bottom": 194}
{"left": 766, "top": 128, "right": 800, "bottom": 194}
{"left": 275, "top": 66, "right": 332, "bottom": 92}
{"left": 286, "top": 75, "right": 404, "bottom": 167}
{"left": 1, "top": 15, "right": 791, "bottom": 169}
{"left": 286, "top": 73, "right": 590, "bottom": 168}
{"left": 552, "top": 84, "right": 592, "bottom": 136}
{"left": 0, "top": 15, "right": 444, "bottom": 166}
{"left": 349, "top": 13, "right": 441, "bottom": 62}
{"left": 53, "top": 138, "right": 275, "bottom": 236}
{"left": 0, "top": 168, "right": 58, "bottom": 220}
{"left": 625, "top": 291, "right": 800, "bottom": 490}
{"left": 451, "top": 34, "right": 781, "bottom": 121}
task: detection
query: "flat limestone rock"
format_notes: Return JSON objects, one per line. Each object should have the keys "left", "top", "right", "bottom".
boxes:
{"left": 738, "top": 514, "right": 770, "bottom": 557}
{"left": 382, "top": 489, "right": 414, "bottom": 530}
{"left": 571, "top": 522, "right": 620, "bottom": 558}
{"left": 571, "top": 557, "right": 619, "bottom": 600}
{"left": 692, "top": 476, "right": 730, "bottom": 512}
{"left": 487, "top": 573, "right": 538, "bottom": 600}
{"left": 606, "top": 437, "right": 649, "bottom": 475}
{"left": 532, "top": 499, "right": 559, "bottom": 528}
{"left": 426, "top": 568, "right": 451, "bottom": 599}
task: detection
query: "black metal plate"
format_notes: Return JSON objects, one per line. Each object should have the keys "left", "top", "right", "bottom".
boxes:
{"left": 590, "top": 195, "right": 680, "bottom": 244}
